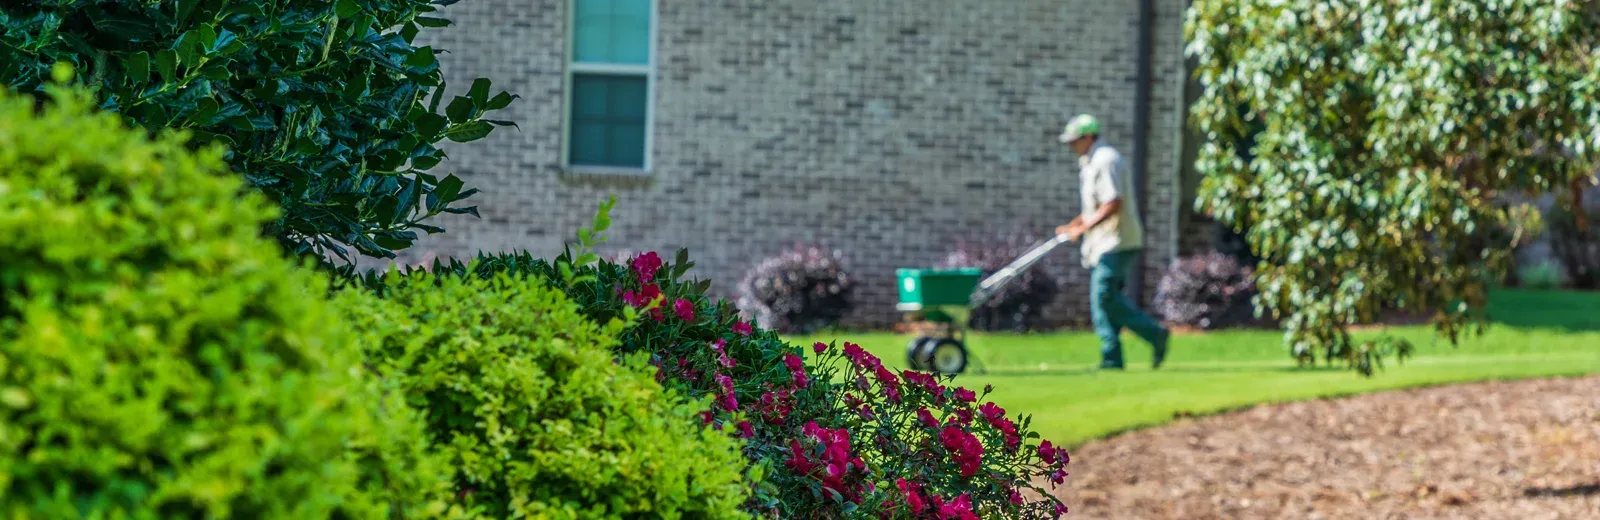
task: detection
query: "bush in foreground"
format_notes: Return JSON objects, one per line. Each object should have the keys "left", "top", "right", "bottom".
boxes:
{"left": 355, "top": 231, "right": 1072, "bottom": 518}
{"left": 0, "top": 79, "right": 445, "bottom": 518}
{"left": 338, "top": 269, "right": 751, "bottom": 519}
{"left": 736, "top": 245, "right": 857, "bottom": 334}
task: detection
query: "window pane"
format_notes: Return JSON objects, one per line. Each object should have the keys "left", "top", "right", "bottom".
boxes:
{"left": 607, "top": 122, "right": 646, "bottom": 167}
{"left": 570, "top": 73, "right": 648, "bottom": 168}
{"left": 570, "top": 122, "right": 609, "bottom": 165}
{"left": 571, "top": 75, "right": 611, "bottom": 118}
{"left": 610, "top": 0, "right": 651, "bottom": 64}
{"left": 574, "top": 0, "right": 650, "bottom": 65}
{"left": 607, "top": 76, "right": 647, "bottom": 119}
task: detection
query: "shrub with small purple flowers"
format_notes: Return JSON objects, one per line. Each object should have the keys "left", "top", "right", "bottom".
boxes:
{"left": 736, "top": 244, "right": 857, "bottom": 334}
{"left": 1153, "top": 252, "right": 1261, "bottom": 330}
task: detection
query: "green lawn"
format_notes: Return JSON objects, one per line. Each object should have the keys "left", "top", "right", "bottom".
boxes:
{"left": 792, "top": 290, "right": 1600, "bottom": 448}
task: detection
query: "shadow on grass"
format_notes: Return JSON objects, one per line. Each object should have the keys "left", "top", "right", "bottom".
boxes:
{"left": 1487, "top": 290, "right": 1600, "bottom": 332}
{"left": 965, "top": 364, "right": 1351, "bottom": 377}
{"left": 969, "top": 367, "right": 1098, "bottom": 377}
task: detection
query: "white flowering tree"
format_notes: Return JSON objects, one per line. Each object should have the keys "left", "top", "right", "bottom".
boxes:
{"left": 1186, "top": 0, "right": 1599, "bottom": 373}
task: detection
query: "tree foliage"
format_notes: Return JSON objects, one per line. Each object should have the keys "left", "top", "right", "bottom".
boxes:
{"left": 0, "top": 0, "right": 514, "bottom": 261}
{"left": 1186, "top": 0, "right": 1600, "bottom": 373}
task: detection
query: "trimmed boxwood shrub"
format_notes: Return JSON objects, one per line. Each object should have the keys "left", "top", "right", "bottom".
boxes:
{"left": 938, "top": 236, "right": 1064, "bottom": 332}
{"left": 337, "top": 269, "right": 751, "bottom": 519}
{"left": 735, "top": 245, "right": 856, "bottom": 334}
{"left": 0, "top": 79, "right": 448, "bottom": 518}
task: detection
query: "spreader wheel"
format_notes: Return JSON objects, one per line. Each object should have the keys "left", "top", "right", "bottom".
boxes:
{"left": 915, "top": 338, "right": 968, "bottom": 375}
{"left": 905, "top": 336, "right": 937, "bottom": 371}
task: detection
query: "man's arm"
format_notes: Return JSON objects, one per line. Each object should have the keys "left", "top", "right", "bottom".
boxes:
{"left": 1059, "top": 199, "right": 1119, "bottom": 240}
{"left": 1081, "top": 198, "right": 1122, "bottom": 231}
{"left": 1060, "top": 154, "right": 1124, "bottom": 240}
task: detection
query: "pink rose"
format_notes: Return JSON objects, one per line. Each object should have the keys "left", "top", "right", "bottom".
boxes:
{"left": 954, "top": 387, "right": 976, "bottom": 403}
{"left": 980, "top": 402, "right": 1006, "bottom": 422}
{"left": 673, "top": 298, "right": 695, "bottom": 321}
{"left": 632, "top": 252, "right": 662, "bottom": 283}
{"left": 937, "top": 494, "right": 977, "bottom": 520}
{"left": 896, "top": 478, "right": 926, "bottom": 514}
{"left": 917, "top": 408, "right": 939, "bottom": 429}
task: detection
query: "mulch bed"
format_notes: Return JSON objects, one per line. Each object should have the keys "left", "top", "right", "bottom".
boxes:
{"left": 1054, "top": 376, "right": 1600, "bottom": 519}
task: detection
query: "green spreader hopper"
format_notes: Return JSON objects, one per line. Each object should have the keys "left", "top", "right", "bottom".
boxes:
{"left": 896, "top": 268, "right": 983, "bottom": 374}
{"left": 895, "top": 235, "right": 1073, "bottom": 375}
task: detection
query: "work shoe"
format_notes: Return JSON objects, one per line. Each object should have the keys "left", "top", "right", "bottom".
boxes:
{"left": 1151, "top": 329, "right": 1171, "bottom": 369}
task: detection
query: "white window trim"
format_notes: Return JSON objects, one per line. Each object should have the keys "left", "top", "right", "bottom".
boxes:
{"left": 562, "top": 0, "right": 657, "bottom": 174}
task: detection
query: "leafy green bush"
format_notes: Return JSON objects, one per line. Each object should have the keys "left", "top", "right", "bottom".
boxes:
{"left": 337, "top": 269, "right": 751, "bottom": 519}
{"left": 0, "top": 76, "right": 449, "bottom": 518}
{"left": 0, "top": 0, "right": 514, "bottom": 261}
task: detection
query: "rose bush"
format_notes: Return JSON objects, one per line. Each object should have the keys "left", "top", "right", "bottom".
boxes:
{"left": 353, "top": 239, "right": 1073, "bottom": 518}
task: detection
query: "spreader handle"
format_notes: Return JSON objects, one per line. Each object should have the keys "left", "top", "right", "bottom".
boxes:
{"left": 968, "top": 235, "right": 1073, "bottom": 307}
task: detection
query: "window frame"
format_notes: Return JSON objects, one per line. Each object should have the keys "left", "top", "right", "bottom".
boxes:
{"left": 563, "top": 0, "right": 658, "bottom": 174}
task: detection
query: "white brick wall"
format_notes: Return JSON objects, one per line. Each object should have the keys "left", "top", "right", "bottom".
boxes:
{"left": 401, "top": 0, "right": 1194, "bottom": 328}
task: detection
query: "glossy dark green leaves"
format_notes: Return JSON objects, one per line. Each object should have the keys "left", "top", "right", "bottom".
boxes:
{"left": 0, "top": 0, "right": 517, "bottom": 260}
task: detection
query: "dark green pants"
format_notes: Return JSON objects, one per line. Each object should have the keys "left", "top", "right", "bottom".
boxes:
{"left": 1091, "top": 249, "right": 1168, "bottom": 368}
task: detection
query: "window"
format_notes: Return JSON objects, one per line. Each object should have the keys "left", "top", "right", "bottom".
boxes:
{"left": 567, "top": 0, "right": 654, "bottom": 170}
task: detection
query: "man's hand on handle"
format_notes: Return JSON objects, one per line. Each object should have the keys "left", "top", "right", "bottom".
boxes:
{"left": 1056, "top": 217, "right": 1086, "bottom": 242}
{"left": 1058, "top": 198, "right": 1122, "bottom": 243}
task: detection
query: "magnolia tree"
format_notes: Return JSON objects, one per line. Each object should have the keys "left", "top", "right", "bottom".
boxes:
{"left": 1186, "top": 0, "right": 1600, "bottom": 373}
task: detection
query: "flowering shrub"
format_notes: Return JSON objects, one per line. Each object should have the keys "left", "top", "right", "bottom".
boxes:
{"left": 802, "top": 342, "right": 1071, "bottom": 518}
{"left": 736, "top": 244, "right": 857, "bottom": 334}
{"left": 352, "top": 244, "right": 1074, "bottom": 518}
{"left": 1153, "top": 252, "right": 1260, "bottom": 330}
{"left": 939, "top": 236, "right": 1064, "bottom": 332}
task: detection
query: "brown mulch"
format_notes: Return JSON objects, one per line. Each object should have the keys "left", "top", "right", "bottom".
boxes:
{"left": 1056, "top": 376, "right": 1600, "bottom": 519}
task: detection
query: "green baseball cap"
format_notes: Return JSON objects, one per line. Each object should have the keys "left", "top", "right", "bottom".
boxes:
{"left": 1057, "top": 114, "right": 1100, "bottom": 143}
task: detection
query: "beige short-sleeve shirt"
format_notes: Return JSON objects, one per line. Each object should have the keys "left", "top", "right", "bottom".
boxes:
{"left": 1078, "top": 142, "right": 1144, "bottom": 267}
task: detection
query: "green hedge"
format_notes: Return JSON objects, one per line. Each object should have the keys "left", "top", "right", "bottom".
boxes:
{"left": 337, "top": 269, "right": 751, "bottom": 519}
{"left": 0, "top": 76, "right": 449, "bottom": 517}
